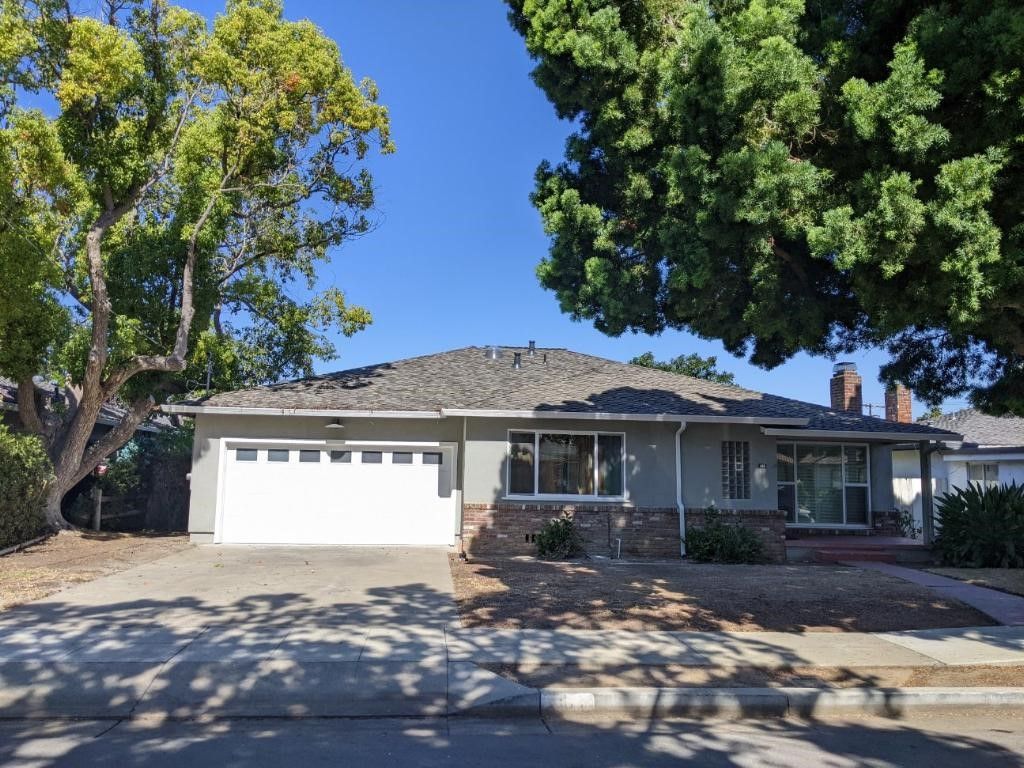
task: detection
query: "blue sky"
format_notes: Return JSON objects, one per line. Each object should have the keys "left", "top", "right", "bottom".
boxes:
{"left": 187, "top": 0, "right": 961, "bottom": 416}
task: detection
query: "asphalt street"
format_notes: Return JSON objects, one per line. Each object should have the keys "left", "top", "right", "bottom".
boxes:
{"left": 1, "top": 711, "right": 1022, "bottom": 767}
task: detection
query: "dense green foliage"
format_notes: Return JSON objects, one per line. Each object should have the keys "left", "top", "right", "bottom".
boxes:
{"left": 935, "top": 483, "right": 1024, "bottom": 568}
{"left": 686, "top": 508, "right": 765, "bottom": 563}
{"left": 509, "top": 0, "right": 1024, "bottom": 413}
{"left": 0, "top": 0, "right": 392, "bottom": 520}
{"left": 630, "top": 351, "right": 735, "bottom": 384}
{"left": 0, "top": 423, "right": 52, "bottom": 548}
{"left": 536, "top": 514, "right": 586, "bottom": 559}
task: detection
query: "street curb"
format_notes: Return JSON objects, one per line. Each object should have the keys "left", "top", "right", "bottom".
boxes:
{"left": 532, "top": 687, "right": 1024, "bottom": 720}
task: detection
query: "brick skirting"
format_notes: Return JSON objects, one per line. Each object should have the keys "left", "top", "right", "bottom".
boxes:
{"left": 685, "top": 508, "right": 788, "bottom": 564}
{"left": 461, "top": 504, "right": 787, "bottom": 562}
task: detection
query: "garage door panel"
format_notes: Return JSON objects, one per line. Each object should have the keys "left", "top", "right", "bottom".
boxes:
{"left": 219, "top": 446, "right": 456, "bottom": 545}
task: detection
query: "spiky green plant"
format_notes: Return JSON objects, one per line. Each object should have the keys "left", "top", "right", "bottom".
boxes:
{"left": 935, "top": 482, "right": 1024, "bottom": 568}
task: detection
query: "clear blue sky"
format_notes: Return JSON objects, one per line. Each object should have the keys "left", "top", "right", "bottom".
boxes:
{"left": 186, "top": 0, "right": 963, "bottom": 417}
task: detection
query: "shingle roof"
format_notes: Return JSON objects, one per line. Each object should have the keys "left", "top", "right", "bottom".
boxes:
{"left": 922, "top": 408, "right": 1024, "bottom": 447}
{"left": 191, "top": 346, "right": 956, "bottom": 438}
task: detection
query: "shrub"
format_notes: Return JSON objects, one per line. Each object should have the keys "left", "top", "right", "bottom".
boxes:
{"left": 935, "top": 482, "right": 1024, "bottom": 568}
{"left": 0, "top": 424, "right": 53, "bottom": 549}
{"left": 686, "top": 508, "right": 765, "bottom": 564}
{"left": 536, "top": 514, "right": 585, "bottom": 560}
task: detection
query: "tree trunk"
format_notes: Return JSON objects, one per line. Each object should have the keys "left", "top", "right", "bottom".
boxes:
{"left": 42, "top": 481, "right": 72, "bottom": 530}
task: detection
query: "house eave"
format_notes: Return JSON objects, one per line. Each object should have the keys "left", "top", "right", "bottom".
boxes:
{"left": 160, "top": 404, "right": 446, "bottom": 419}
{"left": 762, "top": 427, "right": 960, "bottom": 442}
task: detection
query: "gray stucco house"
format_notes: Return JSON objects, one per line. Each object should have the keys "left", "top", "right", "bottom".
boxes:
{"left": 163, "top": 346, "right": 957, "bottom": 560}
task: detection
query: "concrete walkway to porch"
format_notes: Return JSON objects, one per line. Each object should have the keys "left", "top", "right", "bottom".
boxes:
{"left": 845, "top": 561, "right": 1024, "bottom": 626}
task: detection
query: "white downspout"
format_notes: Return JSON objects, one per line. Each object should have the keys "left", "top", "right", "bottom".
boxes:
{"left": 675, "top": 421, "right": 687, "bottom": 557}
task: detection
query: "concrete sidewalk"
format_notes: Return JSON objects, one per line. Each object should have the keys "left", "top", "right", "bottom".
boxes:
{"left": 2, "top": 623, "right": 1023, "bottom": 719}
{"left": 848, "top": 562, "right": 1024, "bottom": 626}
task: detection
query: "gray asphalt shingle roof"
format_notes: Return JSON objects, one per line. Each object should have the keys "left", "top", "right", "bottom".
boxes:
{"left": 922, "top": 408, "right": 1024, "bottom": 447}
{"left": 194, "top": 346, "right": 955, "bottom": 438}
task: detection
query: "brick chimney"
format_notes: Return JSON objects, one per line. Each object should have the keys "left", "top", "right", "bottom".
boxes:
{"left": 830, "top": 362, "right": 862, "bottom": 413}
{"left": 885, "top": 383, "right": 912, "bottom": 423}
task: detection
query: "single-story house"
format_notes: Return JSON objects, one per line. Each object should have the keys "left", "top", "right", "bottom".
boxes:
{"left": 163, "top": 346, "right": 958, "bottom": 560}
{"left": 893, "top": 408, "right": 1024, "bottom": 527}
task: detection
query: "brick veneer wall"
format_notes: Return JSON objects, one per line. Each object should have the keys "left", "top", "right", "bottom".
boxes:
{"left": 685, "top": 508, "right": 788, "bottom": 564}
{"left": 461, "top": 503, "right": 788, "bottom": 562}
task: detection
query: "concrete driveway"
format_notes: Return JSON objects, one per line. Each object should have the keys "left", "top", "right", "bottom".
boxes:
{"left": 0, "top": 545, "right": 459, "bottom": 661}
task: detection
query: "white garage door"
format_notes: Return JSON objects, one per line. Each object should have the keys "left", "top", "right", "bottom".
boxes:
{"left": 217, "top": 444, "right": 457, "bottom": 545}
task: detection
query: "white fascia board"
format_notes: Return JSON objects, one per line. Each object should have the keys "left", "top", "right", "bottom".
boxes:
{"left": 440, "top": 408, "right": 809, "bottom": 426}
{"left": 942, "top": 451, "right": 1024, "bottom": 462}
{"left": 160, "top": 404, "right": 444, "bottom": 419}
{"left": 761, "top": 427, "right": 961, "bottom": 442}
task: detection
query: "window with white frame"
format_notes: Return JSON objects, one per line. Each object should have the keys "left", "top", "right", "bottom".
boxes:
{"left": 967, "top": 462, "right": 1000, "bottom": 490}
{"left": 721, "top": 441, "right": 751, "bottom": 500}
{"left": 777, "top": 443, "right": 870, "bottom": 526}
{"left": 507, "top": 431, "right": 625, "bottom": 498}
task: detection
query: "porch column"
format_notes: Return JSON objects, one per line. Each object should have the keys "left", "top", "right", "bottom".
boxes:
{"left": 919, "top": 441, "right": 935, "bottom": 544}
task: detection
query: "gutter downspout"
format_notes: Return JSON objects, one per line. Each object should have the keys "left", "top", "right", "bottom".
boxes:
{"left": 676, "top": 421, "right": 687, "bottom": 557}
{"left": 458, "top": 416, "right": 468, "bottom": 555}
{"left": 919, "top": 440, "right": 942, "bottom": 545}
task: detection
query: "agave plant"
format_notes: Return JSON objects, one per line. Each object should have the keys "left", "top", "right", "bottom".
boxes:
{"left": 935, "top": 482, "right": 1024, "bottom": 568}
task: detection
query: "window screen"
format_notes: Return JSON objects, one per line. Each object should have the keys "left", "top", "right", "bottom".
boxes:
{"left": 721, "top": 441, "right": 751, "bottom": 500}
{"left": 509, "top": 432, "right": 535, "bottom": 494}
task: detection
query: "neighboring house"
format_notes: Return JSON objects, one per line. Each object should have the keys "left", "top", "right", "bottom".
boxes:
{"left": 893, "top": 408, "right": 1024, "bottom": 528}
{"left": 0, "top": 376, "right": 171, "bottom": 437}
{"left": 163, "top": 346, "right": 956, "bottom": 558}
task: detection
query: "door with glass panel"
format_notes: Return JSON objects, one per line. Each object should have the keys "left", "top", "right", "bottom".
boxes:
{"left": 777, "top": 443, "right": 870, "bottom": 525}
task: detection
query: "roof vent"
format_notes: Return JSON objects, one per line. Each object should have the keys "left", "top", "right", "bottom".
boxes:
{"left": 483, "top": 346, "right": 502, "bottom": 361}
{"left": 832, "top": 361, "right": 857, "bottom": 374}
{"left": 527, "top": 340, "right": 536, "bottom": 356}
{"left": 512, "top": 352, "right": 522, "bottom": 369}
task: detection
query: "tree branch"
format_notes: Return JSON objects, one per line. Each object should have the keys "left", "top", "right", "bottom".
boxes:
{"left": 70, "top": 396, "right": 155, "bottom": 488}
{"left": 16, "top": 375, "right": 46, "bottom": 437}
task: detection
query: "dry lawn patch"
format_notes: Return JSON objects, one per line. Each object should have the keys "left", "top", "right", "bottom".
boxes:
{"left": 450, "top": 556, "right": 993, "bottom": 632}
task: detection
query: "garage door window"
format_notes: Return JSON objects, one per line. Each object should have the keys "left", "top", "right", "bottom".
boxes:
{"left": 361, "top": 451, "right": 383, "bottom": 464}
{"left": 423, "top": 452, "right": 442, "bottom": 465}
{"left": 330, "top": 450, "right": 352, "bottom": 463}
{"left": 392, "top": 452, "right": 413, "bottom": 464}
{"left": 299, "top": 450, "right": 321, "bottom": 463}
{"left": 236, "top": 449, "right": 257, "bottom": 462}
{"left": 268, "top": 449, "right": 289, "bottom": 462}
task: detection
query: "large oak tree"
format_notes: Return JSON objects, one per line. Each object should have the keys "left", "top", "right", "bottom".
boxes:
{"left": 0, "top": 0, "right": 392, "bottom": 527}
{"left": 508, "top": 0, "right": 1024, "bottom": 414}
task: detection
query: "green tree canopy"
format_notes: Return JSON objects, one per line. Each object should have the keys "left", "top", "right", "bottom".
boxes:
{"left": 0, "top": 0, "right": 391, "bottom": 525}
{"left": 508, "top": 0, "right": 1024, "bottom": 414}
{"left": 629, "top": 351, "right": 735, "bottom": 384}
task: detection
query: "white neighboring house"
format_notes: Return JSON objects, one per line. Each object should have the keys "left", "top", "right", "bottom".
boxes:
{"left": 892, "top": 409, "right": 1024, "bottom": 531}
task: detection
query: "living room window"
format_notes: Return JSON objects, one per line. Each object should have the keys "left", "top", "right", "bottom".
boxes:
{"left": 507, "top": 430, "right": 625, "bottom": 499}
{"left": 777, "top": 442, "right": 870, "bottom": 526}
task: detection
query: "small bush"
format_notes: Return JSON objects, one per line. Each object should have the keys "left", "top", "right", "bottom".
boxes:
{"left": 0, "top": 424, "right": 53, "bottom": 549}
{"left": 935, "top": 482, "right": 1024, "bottom": 568}
{"left": 536, "top": 514, "right": 585, "bottom": 560}
{"left": 686, "top": 508, "right": 765, "bottom": 564}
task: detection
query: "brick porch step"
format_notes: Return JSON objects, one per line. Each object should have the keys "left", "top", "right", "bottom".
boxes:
{"left": 814, "top": 549, "right": 897, "bottom": 564}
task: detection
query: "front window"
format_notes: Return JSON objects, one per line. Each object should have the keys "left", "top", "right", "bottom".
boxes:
{"left": 777, "top": 443, "right": 870, "bottom": 525}
{"left": 968, "top": 463, "right": 999, "bottom": 490}
{"left": 508, "top": 431, "right": 625, "bottom": 498}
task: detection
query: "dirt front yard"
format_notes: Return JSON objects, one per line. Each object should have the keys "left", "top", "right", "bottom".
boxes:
{"left": 450, "top": 556, "right": 994, "bottom": 632}
{"left": 927, "top": 567, "right": 1024, "bottom": 597}
{"left": 0, "top": 531, "right": 190, "bottom": 611}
